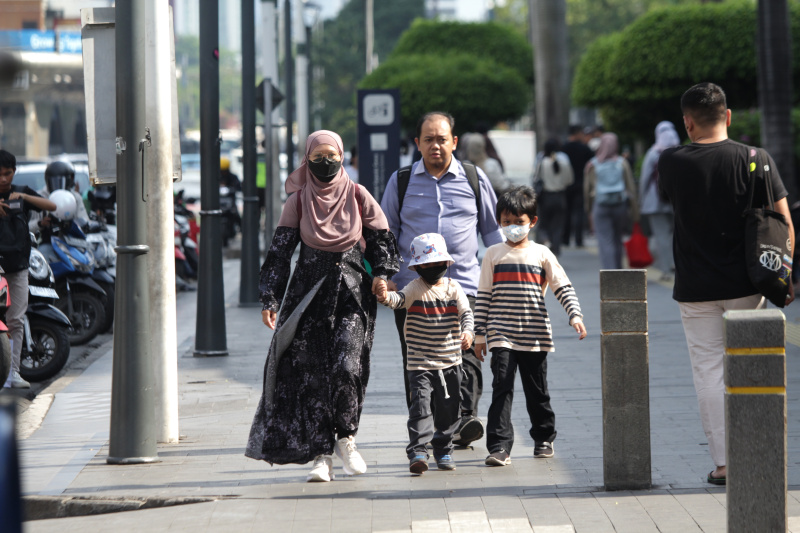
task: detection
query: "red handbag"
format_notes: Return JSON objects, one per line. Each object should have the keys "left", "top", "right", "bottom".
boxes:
{"left": 624, "top": 223, "right": 654, "bottom": 268}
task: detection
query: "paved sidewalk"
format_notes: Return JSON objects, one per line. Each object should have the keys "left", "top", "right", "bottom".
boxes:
{"left": 12, "top": 245, "right": 800, "bottom": 532}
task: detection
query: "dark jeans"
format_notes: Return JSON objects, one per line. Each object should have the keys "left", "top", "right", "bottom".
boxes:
{"left": 406, "top": 366, "right": 462, "bottom": 459}
{"left": 394, "top": 295, "right": 482, "bottom": 416}
{"left": 562, "top": 187, "right": 585, "bottom": 247}
{"left": 486, "top": 348, "right": 556, "bottom": 454}
{"left": 538, "top": 191, "right": 567, "bottom": 256}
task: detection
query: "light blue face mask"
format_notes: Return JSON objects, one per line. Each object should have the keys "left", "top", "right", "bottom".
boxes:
{"left": 502, "top": 224, "right": 530, "bottom": 243}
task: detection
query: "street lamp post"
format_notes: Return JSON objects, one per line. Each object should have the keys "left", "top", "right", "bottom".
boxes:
{"left": 302, "top": 2, "right": 320, "bottom": 138}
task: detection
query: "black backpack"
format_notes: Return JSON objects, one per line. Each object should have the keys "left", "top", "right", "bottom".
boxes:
{"left": 0, "top": 186, "right": 32, "bottom": 273}
{"left": 395, "top": 162, "right": 481, "bottom": 213}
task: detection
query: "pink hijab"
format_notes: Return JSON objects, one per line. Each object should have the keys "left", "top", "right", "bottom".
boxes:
{"left": 280, "top": 130, "right": 389, "bottom": 252}
{"left": 593, "top": 132, "right": 620, "bottom": 163}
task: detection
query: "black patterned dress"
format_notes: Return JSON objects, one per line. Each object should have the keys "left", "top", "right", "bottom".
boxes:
{"left": 245, "top": 226, "right": 400, "bottom": 465}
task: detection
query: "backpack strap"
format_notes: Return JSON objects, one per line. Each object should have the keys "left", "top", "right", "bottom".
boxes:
{"left": 462, "top": 162, "right": 482, "bottom": 214}
{"left": 396, "top": 165, "right": 412, "bottom": 213}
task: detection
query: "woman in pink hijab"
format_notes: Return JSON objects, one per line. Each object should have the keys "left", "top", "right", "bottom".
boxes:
{"left": 246, "top": 130, "right": 400, "bottom": 482}
{"left": 583, "top": 132, "right": 639, "bottom": 268}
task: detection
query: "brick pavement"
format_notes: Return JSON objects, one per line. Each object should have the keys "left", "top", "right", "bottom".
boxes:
{"left": 13, "top": 244, "right": 800, "bottom": 532}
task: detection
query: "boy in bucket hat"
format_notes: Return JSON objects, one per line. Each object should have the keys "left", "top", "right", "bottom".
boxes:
{"left": 375, "top": 233, "right": 474, "bottom": 474}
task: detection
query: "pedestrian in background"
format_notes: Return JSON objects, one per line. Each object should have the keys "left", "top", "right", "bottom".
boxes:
{"left": 246, "top": 130, "right": 400, "bottom": 483}
{"left": 381, "top": 111, "right": 503, "bottom": 447}
{"left": 658, "top": 82, "right": 794, "bottom": 485}
{"left": 460, "top": 132, "right": 510, "bottom": 197}
{"left": 0, "top": 149, "right": 56, "bottom": 389}
{"left": 376, "top": 233, "right": 473, "bottom": 474}
{"left": 561, "top": 125, "right": 594, "bottom": 249}
{"left": 474, "top": 186, "right": 586, "bottom": 467}
{"left": 584, "top": 133, "right": 638, "bottom": 269}
{"left": 534, "top": 138, "right": 573, "bottom": 257}
{"left": 639, "top": 121, "right": 679, "bottom": 280}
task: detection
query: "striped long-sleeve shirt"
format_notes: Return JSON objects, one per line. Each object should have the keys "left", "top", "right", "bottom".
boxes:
{"left": 474, "top": 242, "right": 582, "bottom": 352}
{"left": 381, "top": 277, "right": 474, "bottom": 370}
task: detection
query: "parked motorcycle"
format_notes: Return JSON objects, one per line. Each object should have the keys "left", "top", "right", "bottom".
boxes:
{"left": 40, "top": 191, "right": 107, "bottom": 346}
{"left": 219, "top": 185, "right": 240, "bottom": 247}
{"left": 84, "top": 219, "right": 116, "bottom": 333}
{"left": 19, "top": 245, "right": 72, "bottom": 382}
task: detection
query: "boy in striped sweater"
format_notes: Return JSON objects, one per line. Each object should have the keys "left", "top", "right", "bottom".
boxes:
{"left": 375, "top": 233, "right": 474, "bottom": 474}
{"left": 474, "top": 186, "right": 587, "bottom": 466}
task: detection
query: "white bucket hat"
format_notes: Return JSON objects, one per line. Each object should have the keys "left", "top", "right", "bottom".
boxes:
{"left": 407, "top": 233, "right": 454, "bottom": 270}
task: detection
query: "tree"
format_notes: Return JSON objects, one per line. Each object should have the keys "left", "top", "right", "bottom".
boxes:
{"left": 359, "top": 20, "right": 533, "bottom": 135}
{"left": 572, "top": 2, "right": 800, "bottom": 138}
{"left": 757, "top": 0, "right": 796, "bottom": 201}
{"left": 530, "top": 0, "right": 569, "bottom": 147}
{"left": 315, "top": 0, "right": 424, "bottom": 146}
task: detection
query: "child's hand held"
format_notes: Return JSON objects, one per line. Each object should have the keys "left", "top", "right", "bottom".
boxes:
{"left": 573, "top": 319, "right": 587, "bottom": 340}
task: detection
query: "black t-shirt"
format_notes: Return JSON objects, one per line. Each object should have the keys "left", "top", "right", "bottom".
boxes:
{"left": 0, "top": 185, "right": 44, "bottom": 273}
{"left": 658, "top": 139, "right": 788, "bottom": 302}
{"left": 561, "top": 140, "right": 594, "bottom": 187}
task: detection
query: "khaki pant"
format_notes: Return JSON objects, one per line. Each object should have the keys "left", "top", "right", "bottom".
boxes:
{"left": 678, "top": 293, "right": 764, "bottom": 467}
{"left": 5, "top": 269, "right": 29, "bottom": 375}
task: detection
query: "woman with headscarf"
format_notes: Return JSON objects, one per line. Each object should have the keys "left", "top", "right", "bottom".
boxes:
{"left": 584, "top": 132, "right": 639, "bottom": 269}
{"left": 460, "top": 132, "right": 509, "bottom": 196}
{"left": 639, "top": 121, "right": 680, "bottom": 280}
{"left": 246, "top": 130, "right": 400, "bottom": 482}
{"left": 534, "top": 138, "right": 574, "bottom": 256}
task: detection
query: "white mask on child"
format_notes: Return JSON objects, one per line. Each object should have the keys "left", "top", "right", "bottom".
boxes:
{"left": 502, "top": 224, "right": 530, "bottom": 243}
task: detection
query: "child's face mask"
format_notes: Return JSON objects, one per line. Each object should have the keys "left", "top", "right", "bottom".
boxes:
{"left": 502, "top": 224, "right": 530, "bottom": 243}
{"left": 418, "top": 264, "right": 447, "bottom": 284}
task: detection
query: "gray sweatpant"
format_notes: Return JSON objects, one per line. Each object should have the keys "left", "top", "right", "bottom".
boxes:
{"left": 406, "top": 365, "right": 462, "bottom": 459}
{"left": 5, "top": 269, "right": 28, "bottom": 375}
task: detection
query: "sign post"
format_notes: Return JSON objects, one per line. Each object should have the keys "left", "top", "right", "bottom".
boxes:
{"left": 357, "top": 89, "right": 400, "bottom": 201}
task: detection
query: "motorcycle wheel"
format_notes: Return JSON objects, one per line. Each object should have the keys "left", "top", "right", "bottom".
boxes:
{"left": 0, "top": 334, "right": 10, "bottom": 385}
{"left": 98, "top": 281, "right": 115, "bottom": 334}
{"left": 19, "top": 319, "right": 70, "bottom": 382}
{"left": 59, "top": 291, "right": 106, "bottom": 346}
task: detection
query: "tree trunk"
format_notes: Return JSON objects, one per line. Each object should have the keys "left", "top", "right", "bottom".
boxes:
{"left": 757, "top": 0, "right": 797, "bottom": 203}
{"left": 530, "top": 0, "right": 569, "bottom": 151}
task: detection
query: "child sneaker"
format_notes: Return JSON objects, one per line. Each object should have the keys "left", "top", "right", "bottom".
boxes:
{"left": 334, "top": 436, "right": 367, "bottom": 475}
{"left": 485, "top": 450, "right": 511, "bottom": 466}
{"left": 409, "top": 454, "right": 429, "bottom": 474}
{"left": 435, "top": 455, "right": 456, "bottom": 470}
{"left": 534, "top": 441, "right": 554, "bottom": 458}
{"left": 307, "top": 455, "right": 334, "bottom": 482}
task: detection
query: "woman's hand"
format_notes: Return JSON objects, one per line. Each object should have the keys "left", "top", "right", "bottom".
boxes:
{"left": 262, "top": 309, "right": 277, "bottom": 329}
{"left": 573, "top": 319, "right": 587, "bottom": 340}
{"left": 474, "top": 341, "right": 486, "bottom": 362}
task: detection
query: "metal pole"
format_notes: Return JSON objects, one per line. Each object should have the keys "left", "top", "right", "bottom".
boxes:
{"left": 263, "top": 79, "right": 275, "bottom": 245}
{"left": 306, "top": 23, "right": 312, "bottom": 133}
{"left": 366, "top": 0, "right": 374, "bottom": 73}
{"left": 284, "top": 0, "right": 294, "bottom": 173}
{"left": 262, "top": 0, "right": 279, "bottom": 249}
{"left": 296, "top": 9, "right": 308, "bottom": 148}
{"left": 240, "top": 0, "right": 260, "bottom": 306}
{"left": 109, "top": 0, "right": 158, "bottom": 464}
{"left": 145, "top": 0, "right": 179, "bottom": 443}
{"left": 195, "top": 0, "right": 228, "bottom": 357}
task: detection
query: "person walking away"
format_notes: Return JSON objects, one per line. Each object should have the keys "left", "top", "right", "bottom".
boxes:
{"left": 380, "top": 111, "right": 504, "bottom": 447}
{"left": 584, "top": 133, "right": 639, "bottom": 269}
{"left": 561, "top": 125, "right": 594, "bottom": 248}
{"left": 0, "top": 150, "right": 56, "bottom": 388}
{"left": 534, "top": 138, "right": 573, "bottom": 257}
{"left": 246, "top": 130, "right": 400, "bottom": 482}
{"left": 344, "top": 146, "right": 359, "bottom": 183}
{"left": 460, "top": 133, "right": 510, "bottom": 197}
{"left": 375, "top": 233, "right": 473, "bottom": 474}
{"left": 639, "top": 121, "right": 679, "bottom": 280}
{"left": 658, "top": 82, "right": 794, "bottom": 485}
{"left": 474, "top": 186, "right": 587, "bottom": 465}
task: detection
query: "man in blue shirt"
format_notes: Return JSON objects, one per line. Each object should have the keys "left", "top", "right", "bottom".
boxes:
{"left": 381, "top": 111, "right": 503, "bottom": 446}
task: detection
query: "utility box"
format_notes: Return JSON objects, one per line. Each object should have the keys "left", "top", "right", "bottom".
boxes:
{"left": 81, "top": 7, "right": 182, "bottom": 185}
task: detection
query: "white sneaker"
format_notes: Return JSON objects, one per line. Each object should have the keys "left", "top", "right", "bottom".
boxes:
{"left": 307, "top": 455, "right": 334, "bottom": 482}
{"left": 8, "top": 371, "right": 30, "bottom": 389}
{"left": 334, "top": 435, "right": 367, "bottom": 476}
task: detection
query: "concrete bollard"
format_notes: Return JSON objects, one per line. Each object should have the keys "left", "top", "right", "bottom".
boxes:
{"left": 600, "top": 269, "right": 651, "bottom": 490}
{"left": 724, "top": 309, "right": 786, "bottom": 533}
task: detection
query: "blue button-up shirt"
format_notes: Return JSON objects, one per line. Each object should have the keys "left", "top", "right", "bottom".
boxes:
{"left": 381, "top": 157, "right": 503, "bottom": 296}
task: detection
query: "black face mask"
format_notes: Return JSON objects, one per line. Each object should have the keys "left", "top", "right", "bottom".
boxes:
{"left": 308, "top": 157, "right": 342, "bottom": 182}
{"left": 418, "top": 264, "right": 448, "bottom": 285}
